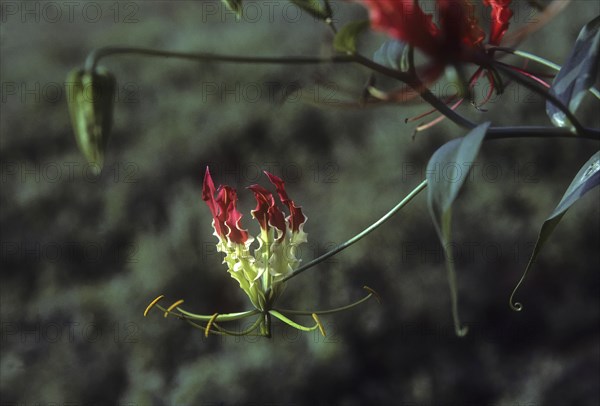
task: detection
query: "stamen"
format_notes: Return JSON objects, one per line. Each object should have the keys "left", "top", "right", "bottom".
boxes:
{"left": 144, "top": 295, "right": 164, "bottom": 317}
{"left": 415, "top": 99, "right": 464, "bottom": 132}
{"left": 363, "top": 286, "right": 381, "bottom": 304}
{"left": 501, "top": 64, "right": 551, "bottom": 88}
{"left": 205, "top": 313, "right": 219, "bottom": 337}
{"left": 164, "top": 299, "right": 184, "bottom": 318}
{"left": 312, "top": 313, "right": 326, "bottom": 337}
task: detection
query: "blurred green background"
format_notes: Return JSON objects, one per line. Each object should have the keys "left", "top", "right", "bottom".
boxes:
{"left": 1, "top": 1, "right": 599, "bottom": 405}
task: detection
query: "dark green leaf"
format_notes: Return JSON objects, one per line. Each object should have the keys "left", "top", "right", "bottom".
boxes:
{"left": 333, "top": 20, "right": 370, "bottom": 54}
{"left": 546, "top": 16, "right": 600, "bottom": 128}
{"left": 426, "top": 122, "right": 491, "bottom": 337}
{"left": 510, "top": 151, "right": 600, "bottom": 311}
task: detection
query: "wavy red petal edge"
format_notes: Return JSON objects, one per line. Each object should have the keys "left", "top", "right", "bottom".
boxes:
{"left": 202, "top": 167, "right": 306, "bottom": 244}
{"left": 248, "top": 184, "right": 286, "bottom": 236}
{"left": 217, "top": 186, "right": 249, "bottom": 244}
{"left": 202, "top": 167, "right": 249, "bottom": 244}
{"left": 202, "top": 167, "right": 226, "bottom": 238}
{"left": 264, "top": 171, "right": 307, "bottom": 233}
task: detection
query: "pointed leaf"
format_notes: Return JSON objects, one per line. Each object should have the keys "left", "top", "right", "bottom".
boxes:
{"left": 510, "top": 151, "right": 600, "bottom": 311}
{"left": 373, "top": 39, "right": 408, "bottom": 71}
{"left": 546, "top": 16, "right": 600, "bottom": 128}
{"left": 289, "top": 0, "right": 331, "bottom": 20}
{"left": 333, "top": 20, "right": 370, "bottom": 54}
{"left": 221, "top": 0, "right": 244, "bottom": 17}
{"left": 426, "top": 122, "right": 491, "bottom": 337}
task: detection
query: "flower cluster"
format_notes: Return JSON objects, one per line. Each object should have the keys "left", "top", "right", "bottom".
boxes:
{"left": 202, "top": 167, "right": 307, "bottom": 311}
{"left": 144, "top": 168, "right": 378, "bottom": 338}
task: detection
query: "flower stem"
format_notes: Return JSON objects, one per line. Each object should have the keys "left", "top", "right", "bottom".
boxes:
{"left": 280, "top": 179, "right": 429, "bottom": 283}
{"left": 83, "top": 46, "right": 476, "bottom": 130}
{"left": 84, "top": 46, "right": 355, "bottom": 72}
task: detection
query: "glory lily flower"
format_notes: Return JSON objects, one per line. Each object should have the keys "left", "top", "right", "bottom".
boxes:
{"left": 362, "top": 0, "right": 518, "bottom": 130}
{"left": 362, "top": 0, "right": 513, "bottom": 64}
{"left": 144, "top": 167, "right": 379, "bottom": 338}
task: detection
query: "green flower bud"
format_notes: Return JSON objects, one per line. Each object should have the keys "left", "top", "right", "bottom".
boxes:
{"left": 66, "top": 67, "right": 116, "bottom": 174}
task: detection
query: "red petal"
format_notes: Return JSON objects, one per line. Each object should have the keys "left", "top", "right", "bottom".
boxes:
{"left": 217, "top": 186, "right": 249, "bottom": 244}
{"left": 202, "top": 167, "right": 225, "bottom": 238}
{"left": 248, "top": 184, "right": 286, "bottom": 236}
{"left": 483, "top": 0, "right": 513, "bottom": 45}
{"left": 264, "top": 171, "right": 306, "bottom": 233}
{"left": 360, "top": 0, "right": 440, "bottom": 56}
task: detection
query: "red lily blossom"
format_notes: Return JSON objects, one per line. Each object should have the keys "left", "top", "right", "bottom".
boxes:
{"left": 202, "top": 167, "right": 306, "bottom": 246}
{"left": 361, "top": 0, "right": 512, "bottom": 62}
{"left": 201, "top": 167, "right": 308, "bottom": 308}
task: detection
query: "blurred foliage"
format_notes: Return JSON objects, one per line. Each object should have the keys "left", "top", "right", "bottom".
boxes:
{"left": 1, "top": 1, "right": 599, "bottom": 405}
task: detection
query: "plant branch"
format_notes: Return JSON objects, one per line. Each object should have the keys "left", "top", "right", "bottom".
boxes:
{"left": 83, "top": 46, "right": 477, "bottom": 130}
{"left": 84, "top": 46, "right": 356, "bottom": 71}
{"left": 351, "top": 54, "right": 478, "bottom": 129}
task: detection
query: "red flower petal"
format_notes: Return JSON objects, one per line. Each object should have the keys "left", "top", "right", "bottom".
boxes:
{"left": 248, "top": 184, "right": 286, "bottom": 235}
{"left": 216, "top": 186, "right": 249, "bottom": 244}
{"left": 202, "top": 167, "right": 226, "bottom": 238}
{"left": 264, "top": 171, "right": 306, "bottom": 233}
{"left": 483, "top": 0, "right": 513, "bottom": 45}
{"left": 202, "top": 167, "right": 248, "bottom": 244}
{"left": 361, "top": 0, "right": 440, "bottom": 56}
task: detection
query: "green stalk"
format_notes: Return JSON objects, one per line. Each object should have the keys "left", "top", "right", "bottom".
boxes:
{"left": 268, "top": 310, "right": 319, "bottom": 332}
{"left": 280, "top": 179, "right": 428, "bottom": 283}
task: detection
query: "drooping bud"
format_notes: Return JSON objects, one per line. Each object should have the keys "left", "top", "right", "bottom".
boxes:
{"left": 66, "top": 67, "right": 116, "bottom": 174}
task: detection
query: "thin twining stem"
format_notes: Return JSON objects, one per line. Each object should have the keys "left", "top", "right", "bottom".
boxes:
{"left": 280, "top": 179, "right": 428, "bottom": 283}
{"left": 490, "top": 47, "right": 600, "bottom": 100}
{"left": 84, "top": 46, "right": 357, "bottom": 71}
{"left": 83, "top": 46, "right": 475, "bottom": 130}
{"left": 486, "top": 58, "right": 587, "bottom": 135}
